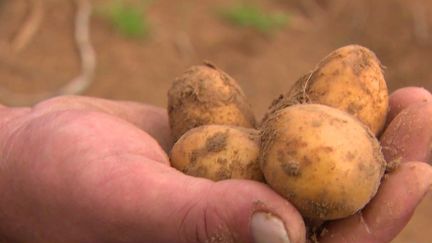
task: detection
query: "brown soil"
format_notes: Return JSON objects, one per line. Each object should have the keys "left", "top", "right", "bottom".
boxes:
{"left": 0, "top": 0, "right": 431, "bottom": 242}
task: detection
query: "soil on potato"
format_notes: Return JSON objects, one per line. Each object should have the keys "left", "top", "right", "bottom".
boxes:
{"left": 205, "top": 131, "right": 229, "bottom": 153}
{"left": 0, "top": 0, "right": 431, "bottom": 242}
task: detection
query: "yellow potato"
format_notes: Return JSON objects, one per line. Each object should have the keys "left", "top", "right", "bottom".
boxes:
{"left": 265, "top": 45, "right": 389, "bottom": 135}
{"left": 260, "top": 104, "right": 386, "bottom": 220}
{"left": 168, "top": 63, "right": 256, "bottom": 141}
{"left": 170, "top": 125, "right": 263, "bottom": 181}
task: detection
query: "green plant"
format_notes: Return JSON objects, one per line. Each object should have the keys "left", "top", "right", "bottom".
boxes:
{"left": 219, "top": 3, "right": 289, "bottom": 33}
{"left": 99, "top": 0, "right": 151, "bottom": 38}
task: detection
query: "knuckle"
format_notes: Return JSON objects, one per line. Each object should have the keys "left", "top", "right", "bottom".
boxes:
{"left": 177, "top": 197, "right": 237, "bottom": 243}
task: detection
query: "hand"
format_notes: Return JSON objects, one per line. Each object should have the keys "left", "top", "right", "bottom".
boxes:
{"left": 0, "top": 88, "right": 430, "bottom": 243}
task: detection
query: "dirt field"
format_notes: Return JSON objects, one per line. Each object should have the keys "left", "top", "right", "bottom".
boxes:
{"left": 0, "top": 0, "right": 431, "bottom": 242}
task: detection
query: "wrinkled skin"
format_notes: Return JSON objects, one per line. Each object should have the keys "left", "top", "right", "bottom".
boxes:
{"left": 0, "top": 88, "right": 431, "bottom": 243}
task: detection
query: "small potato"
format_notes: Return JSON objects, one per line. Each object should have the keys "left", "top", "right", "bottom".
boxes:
{"left": 168, "top": 63, "right": 256, "bottom": 141}
{"left": 170, "top": 125, "right": 263, "bottom": 181}
{"left": 265, "top": 45, "right": 389, "bottom": 135}
{"left": 260, "top": 104, "right": 386, "bottom": 220}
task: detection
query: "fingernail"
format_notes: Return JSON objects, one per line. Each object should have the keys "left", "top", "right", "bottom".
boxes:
{"left": 251, "top": 212, "right": 291, "bottom": 243}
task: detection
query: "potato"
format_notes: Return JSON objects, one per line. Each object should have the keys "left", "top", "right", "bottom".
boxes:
{"left": 168, "top": 63, "right": 256, "bottom": 141}
{"left": 264, "top": 45, "right": 388, "bottom": 135}
{"left": 170, "top": 125, "right": 263, "bottom": 181}
{"left": 260, "top": 104, "right": 386, "bottom": 220}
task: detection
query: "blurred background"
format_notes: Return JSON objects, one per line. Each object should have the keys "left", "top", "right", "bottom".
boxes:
{"left": 0, "top": 0, "right": 431, "bottom": 242}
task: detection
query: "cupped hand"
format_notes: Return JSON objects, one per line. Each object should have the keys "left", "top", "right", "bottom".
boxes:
{"left": 0, "top": 88, "right": 431, "bottom": 243}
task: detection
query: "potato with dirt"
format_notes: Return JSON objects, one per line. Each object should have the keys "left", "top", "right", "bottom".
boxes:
{"left": 168, "top": 63, "right": 256, "bottom": 141}
{"left": 170, "top": 125, "right": 263, "bottom": 181}
{"left": 265, "top": 45, "right": 389, "bottom": 135}
{"left": 260, "top": 104, "right": 386, "bottom": 220}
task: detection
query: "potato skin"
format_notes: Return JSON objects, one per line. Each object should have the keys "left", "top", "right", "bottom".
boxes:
{"left": 260, "top": 104, "right": 386, "bottom": 220}
{"left": 170, "top": 125, "right": 263, "bottom": 181}
{"left": 265, "top": 45, "right": 389, "bottom": 135}
{"left": 168, "top": 63, "right": 256, "bottom": 141}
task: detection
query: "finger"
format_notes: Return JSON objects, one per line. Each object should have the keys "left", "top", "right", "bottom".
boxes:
{"left": 32, "top": 96, "right": 172, "bottom": 152}
{"left": 319, "top": 162, "right": 432, "bottom": 243}
{"left": 0, "top": 105, "right": 31, "bottom": 128}
{"left": 380, "top": 101, "right": 432, "bottom": 164}
{"left": 387, "top": 87, "right": 432, "bottom": 125}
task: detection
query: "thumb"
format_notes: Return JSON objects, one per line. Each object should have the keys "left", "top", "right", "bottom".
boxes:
{"left": 172, "top": 179, "right": 306, "bottom": 243}
{"left": 95, "top": 163, "right": 307, "bottom": 243}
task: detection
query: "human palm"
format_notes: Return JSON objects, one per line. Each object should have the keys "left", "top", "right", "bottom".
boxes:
{"left": 0, "top": 88, "right": 431, "bottom": 243}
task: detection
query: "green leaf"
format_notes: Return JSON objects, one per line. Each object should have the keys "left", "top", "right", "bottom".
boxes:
{"left": 99, "top": 0, "right": 151, "bottom": 38}
{"left": 219, "top": 3, "right": 290, "bottom": 33}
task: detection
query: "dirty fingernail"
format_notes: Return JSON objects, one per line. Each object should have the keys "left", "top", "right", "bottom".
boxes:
{"left": 251, "top": 212, "right": 291, "bottom": 243}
